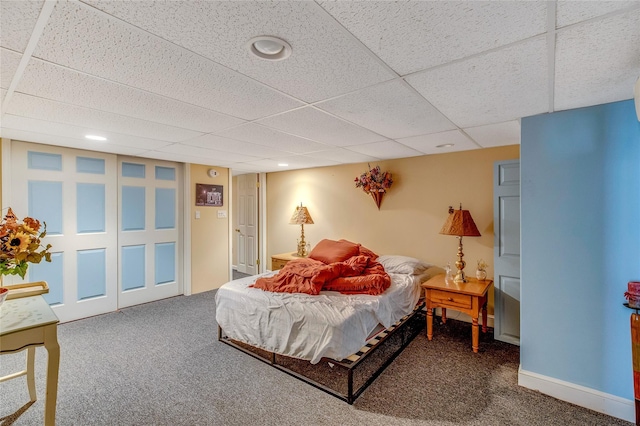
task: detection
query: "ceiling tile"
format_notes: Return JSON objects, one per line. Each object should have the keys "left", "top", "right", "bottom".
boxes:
{"left": 6, "top": 93, "right": 205, "bottom": 142}
{"left": 316, "top": 80, "right": 456, "bottom": 139}
{"left": 181, "top": 134, "right": 290, "bottom": 158}
{"left": 157, "top": 143, "right": 260, "bottom": 163}
{"left": 319, "top": 0, "right": 548, "bottom": 75}
{"left": 34, "top": 1, "right": 303, "bottom": 120}
{"left": 15, "top": 58, "right": 246, "bottom": 133}
{"left": 463, "top": 120, "right": 521, "bottom": 148}
{"left": 242, "top": 154, "right": 339, "bottom": 172}
{"left": 397, "top": 130, "right": 479, "bottom": 155}
{"left": 1, "top": 48, "right": 22, "bottom": 91}
{"left": 0, "top": 127, "right": 148, "bottom": 156}
{"left": 346, "top": 140, "right": 424, "bottom": 160}
{"left": 306, "top": 148, "right": 381, "bottom": 164}
{"left": 556, "top": 1, "right": 639, "bottom": 28}
{"left": 256, "top": 107, "right": 388, "bottom": 147}
{"left": 0, "top": 0, "right": 44, "bottom": 52}
{"left": 406, "top": 37, "right": 549, "bottom": 128}
{"left": 555, "top": 9, "right": 640, "bottom": 111}
{"left": 2, "top": 114, "right": 173, "bottom": 150}
{"left": 141, "top": 150, "right": 232, "bottom": 167}
{"left": 82, "top": 0, "right": 396, "bottom": 102}
{"left": 218, "top": 123, "right": 330, "bottom": 153}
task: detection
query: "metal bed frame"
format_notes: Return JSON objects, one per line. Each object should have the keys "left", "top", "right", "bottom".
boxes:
{"left": 218, "top": 302, "right": 425, "bottom": 404}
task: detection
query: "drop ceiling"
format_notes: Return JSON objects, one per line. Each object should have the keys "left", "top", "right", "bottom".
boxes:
{"left": 1, "top": 0, "right": 639, "bottom": 174}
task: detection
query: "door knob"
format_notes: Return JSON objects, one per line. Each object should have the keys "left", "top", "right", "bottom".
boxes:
{"left": 235, "top": 229, "right": 240, "bottom": 232}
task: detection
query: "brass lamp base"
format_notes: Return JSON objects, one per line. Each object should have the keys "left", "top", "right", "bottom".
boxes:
{"left": 454, "top": 236, "right": 468, "bottom": 283}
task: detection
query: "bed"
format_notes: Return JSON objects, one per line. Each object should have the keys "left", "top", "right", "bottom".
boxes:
{"left": 215, "top": 240, "right": 443, "bottom": 403}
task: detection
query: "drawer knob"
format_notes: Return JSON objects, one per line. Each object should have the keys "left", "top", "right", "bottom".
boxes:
{"left": 447, "top": 297, "right": 453, "bottom": 301}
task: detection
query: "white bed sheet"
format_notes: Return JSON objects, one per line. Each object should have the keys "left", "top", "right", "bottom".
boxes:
{"left": 215, "top": 271, "right": 423, "bottom": 364}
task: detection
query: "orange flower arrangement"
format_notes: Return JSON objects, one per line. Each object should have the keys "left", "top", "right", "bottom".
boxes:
{"left": 0, "top": 208, "right": 52, "bottom": 279}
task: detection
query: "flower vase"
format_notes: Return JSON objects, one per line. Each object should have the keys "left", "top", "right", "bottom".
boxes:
{"left": 371, "top": 191, "right": 383, "bottom": 209}
{"left": 476, "top": 269, "right": 487, "bottom": 281}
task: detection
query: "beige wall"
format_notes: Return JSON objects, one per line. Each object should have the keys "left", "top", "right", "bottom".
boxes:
{"left": 266, "top": 145, "right": 520, "bottom": 312}
{"left": 190, "top": 164, "right": 230, "bottom": 293}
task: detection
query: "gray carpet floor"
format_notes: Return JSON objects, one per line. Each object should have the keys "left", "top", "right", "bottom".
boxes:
{"left": 0, "top": 290, "right": 631, "bottom": 426}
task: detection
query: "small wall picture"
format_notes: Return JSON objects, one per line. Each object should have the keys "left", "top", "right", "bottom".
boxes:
{"left": 196, "top": 183, "right": 223, "bottom": 207}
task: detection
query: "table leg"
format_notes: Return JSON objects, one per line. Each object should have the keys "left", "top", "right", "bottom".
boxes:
{"left": 427, "top": 308, "right": 433, "bottom": 341}
{"left": 43, "top": 325, "right": 59, "bottom": 426}
{"left": 441, "top": 308, "right": 447, "bottom": 323}
{"left": 26, "top": 347, "right": 36, "bottom": 401}
{"left": 472, "top": 316, "right": 479, "bottom": 353}
{"left": 482, "top": 302, "right": 488, "bottom": 333}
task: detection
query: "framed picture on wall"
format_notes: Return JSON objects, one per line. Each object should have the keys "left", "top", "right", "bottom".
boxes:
{"left": 196, "top": 183, "right": 223, "bottom": 207}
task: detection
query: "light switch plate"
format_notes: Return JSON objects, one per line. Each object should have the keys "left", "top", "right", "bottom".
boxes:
{"left": 217, "top": 210, "right": 227, "bottom": 218}
{"left": 195, "top": 210, "right": 200, "bottom": 219}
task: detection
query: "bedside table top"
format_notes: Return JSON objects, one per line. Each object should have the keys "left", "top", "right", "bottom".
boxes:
{"left": 422, "top": 274, "right": 492, "bottom": 297}
{"left": 271, "top": 252, "right": 306, "bottom": 261}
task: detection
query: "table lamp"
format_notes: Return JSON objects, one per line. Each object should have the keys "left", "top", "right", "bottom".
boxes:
{"left": 289, "top": 203, "right": 314, "bottom": 257}
{"left": 439, "top": 204, "right": 481, "bottom": 283}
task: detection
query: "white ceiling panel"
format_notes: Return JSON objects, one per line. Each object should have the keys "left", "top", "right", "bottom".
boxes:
{"left": 1, "top": 48, "right": 22, "bottom": 91}
{"left": 316, "top": 80, "right": 456, "bottom": 139}
{"left": 556, "top": 1, "right": 640, "bottom": 28}
{"left": 81, "top": 0, "right": 396, "bottom": 103}
{"left": 346, "top": 140, "right": 424, "bottom": 160}
{"left": 1, "top": 1, "right": 638, "bottom": 174}
{"left": 157, "top": 143, "right": 261, "bottom": 163}
{"left": 555, "top": 9, "right": 640, "bottom": 111}
{"left": 1, "top": 128, "right": 148, "bottom": 156}
{"left": 6, "top": 93, "right": 205, "bottom": 143}
{"left": 15, "top": 58, "right": 246, "bottom": 133}
{"left": 0, "top": 0, "right": 44, "bottom": 53}
{"left": 181, "top": 134, "right": 290, "bottom": 158}
{"left": 319, "top": 0, "right": 548, "bottom": 76}
{"left": 256, "top": 107, "right": 387, "bottom": 147}
{"left": 306, "top": 148, "right": 381, "bottom": 164}
{"left": 397, "top": 130, "right": 479, "bottom": 155}
{"left": 218, "top": 123, "right": 330, "bottom": 154}
{"left": 407, "top": 37, "right": 549, "bottom": 128}
{"left": 140, "top": 150, "right": 234, "bottom": 167}
{"left": 34, "top": 1, "right": 303, "bottom": 120}
{"left": 2, "top": 114, "right": 173, "bottom": 150}
{"left": 463, "top": 120, "right": 521, "bottom": 148}
{"left": 242, "top": 154, "right": 340, "bottom": 172}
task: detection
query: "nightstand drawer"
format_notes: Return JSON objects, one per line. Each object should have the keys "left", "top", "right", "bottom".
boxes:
{"left": 429, "top": 289, "right": 472, "bottom": 309}
{"left": 271, "top": 258, "right": 288, "bottom": 270}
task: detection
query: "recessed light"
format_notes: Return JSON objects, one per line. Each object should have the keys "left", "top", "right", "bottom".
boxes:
{"left": 248, "top": 36, "right": 292, "bottom": 61}
{"left": 278, "top": 163, "right": 289, "bottom": 167}
{"left": 436, "top": 143, "right": 454, "bottom": 148}
{"left": 85, "top": 134, "right": 107, "bottom": 141}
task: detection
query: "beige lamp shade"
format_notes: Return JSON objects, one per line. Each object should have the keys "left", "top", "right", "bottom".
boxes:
{"left": 439, "top": 207, "right": 481, "bottom": 237}
{"left": 289, "top": 205, "right": 314, "bottom": 225}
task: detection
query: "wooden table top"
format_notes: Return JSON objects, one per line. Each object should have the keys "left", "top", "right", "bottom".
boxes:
{"left": 421, "top": 274, "right": 492, "bottom": 297}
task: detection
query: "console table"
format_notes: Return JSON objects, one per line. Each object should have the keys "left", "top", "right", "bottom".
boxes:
{"left": 0, "top": 295, "right": 60, "bottom": 425}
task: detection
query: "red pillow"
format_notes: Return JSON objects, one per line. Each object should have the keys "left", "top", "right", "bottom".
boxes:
{"left": 339, "top": 239, "right": 378, "bottom": 260}
{"left": 308, "top": 239, "right": 360, "bottom": 264}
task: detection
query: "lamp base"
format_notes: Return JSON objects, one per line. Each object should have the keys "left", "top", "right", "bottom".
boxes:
{"left": 454, "top": 270, "right": 467, "bottom": 283}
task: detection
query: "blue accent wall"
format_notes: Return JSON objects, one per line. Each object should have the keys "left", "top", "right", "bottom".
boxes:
{"left": 521, "top": 99, "right": 640, "bottom": 400}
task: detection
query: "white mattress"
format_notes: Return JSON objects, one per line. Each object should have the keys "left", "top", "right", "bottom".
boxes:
{"left": 215, "top": 271, "right": 423, "bottom": 364}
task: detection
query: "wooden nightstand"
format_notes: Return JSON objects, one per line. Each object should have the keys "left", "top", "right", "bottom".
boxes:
{"left": 271, "top": 252, "right": 304, "bottom": 270}
{"left": 422, "top": 274, "right": 492, "bottom": 353}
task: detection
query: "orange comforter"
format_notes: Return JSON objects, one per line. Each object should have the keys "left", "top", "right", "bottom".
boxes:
{"left": 252, "top": 255, "right": 391, "bottom": 296}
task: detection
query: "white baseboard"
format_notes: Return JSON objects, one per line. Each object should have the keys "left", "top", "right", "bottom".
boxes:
{"left": 518, "top": 367, "right": 634, "bottom": 423}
